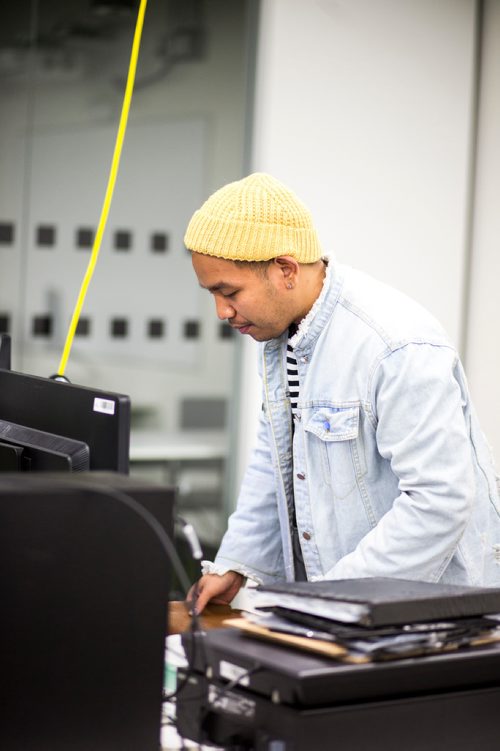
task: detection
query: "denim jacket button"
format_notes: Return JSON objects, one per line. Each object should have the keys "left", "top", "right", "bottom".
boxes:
{"left": 297, "top": 472, "right": 306, "bottom": 480}
{"left": 300, "top": 356, "right": 308, "bottom": 363}
{"left": 302, "top": 531, "right": 311, "bottom": 541}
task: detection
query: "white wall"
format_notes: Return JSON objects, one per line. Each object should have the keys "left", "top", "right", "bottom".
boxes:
{"left": 235, "top": 0, "right": 488, "bottom": 495}
{"left": 252, "top": 0, "right": 475, "bottom": 343}
{"left": 466, "top": 0, "right": 500, "bottom": 464}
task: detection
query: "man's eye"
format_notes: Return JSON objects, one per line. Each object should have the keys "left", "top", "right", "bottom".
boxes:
{"left": 224, "top": 291, "right": 237, "bottom": 298}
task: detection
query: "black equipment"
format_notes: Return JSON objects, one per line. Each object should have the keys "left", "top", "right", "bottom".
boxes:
{"left": 176, "top": 626, "right": 500, "bottom": 750}
{"left": 0, "top": 472, "right": 175, "bottom": 751}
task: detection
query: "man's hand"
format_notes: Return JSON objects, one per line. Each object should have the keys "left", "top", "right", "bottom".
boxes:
{"left": 187, "top": 571, "right": 244, "bottom": 614}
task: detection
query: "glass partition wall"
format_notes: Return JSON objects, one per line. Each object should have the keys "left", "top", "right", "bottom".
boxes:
{"left": 0, "top": 0, "right": 257, "bottom": 568}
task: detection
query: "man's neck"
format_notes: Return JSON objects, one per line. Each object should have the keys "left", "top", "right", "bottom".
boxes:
{"left": 293, "top": 259, "right": 327, "bottom": 325}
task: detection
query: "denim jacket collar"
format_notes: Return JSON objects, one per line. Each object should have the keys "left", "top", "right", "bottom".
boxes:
{"left": 263, "top": 259, "right": 345, "bottom": 358}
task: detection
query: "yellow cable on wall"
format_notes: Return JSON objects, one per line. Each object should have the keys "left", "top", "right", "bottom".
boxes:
{"left": 57, "top": 0, "right": 148, "bottom": 377}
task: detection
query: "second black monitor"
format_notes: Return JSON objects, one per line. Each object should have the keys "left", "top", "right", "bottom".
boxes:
{"left": 0, "top": 368, "right": 130, "bottom": 473}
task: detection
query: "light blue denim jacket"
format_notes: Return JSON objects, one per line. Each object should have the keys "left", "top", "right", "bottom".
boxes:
{"left": 206, "top": 262, "right": 500, "bottom": 586}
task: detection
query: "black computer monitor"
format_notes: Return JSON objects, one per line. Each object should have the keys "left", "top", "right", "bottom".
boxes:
{"left": 0, "top": 471, "right": 175, "bottom": 751}
{"left": 0, "top": 419, "right": 91, "bottom": 472}
{"left": 0, "top": 368, "right": 130, "bottom": 473}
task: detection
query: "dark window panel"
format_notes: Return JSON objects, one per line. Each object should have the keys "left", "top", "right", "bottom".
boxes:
{"left": 36, "top": 225, "right": 56, "bottom": 247}
{"left": 0, "top": 222, "right": 14, "bottom": 244}
{"left": 148, "top": 319, "right": 165, "bottom": 338}
{"left": 0, "top": 313, "right": 10, "bottom": 333}
{"left": 32, "top": 315, "right": 52, "bottom": 337}
{"left": 114, "top": 229, "right": 131, "bottom": 251}
{"left": 76, "top": 227, "right": 94, "bottom": 249}
{"left": 184, "top": 320, "right": 200, "bottom": 339}
{"left": 151, "top": 232, "right": 169, "bottom": 253}
{"left": 75, "top": 317, "right": 91, "bottom": 337}
{"left": 219, "top": 322, "right": 234, "bottom": 340}
{"left": 180, "top": 397, "right": 227, "bottom": 430}
{"left": 110, "top": 318, "right": 128, "bottom": 338}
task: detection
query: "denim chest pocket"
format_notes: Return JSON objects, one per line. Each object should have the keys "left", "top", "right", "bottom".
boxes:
{"left": 304, "top": 406, "right": 366, "bottom": 499}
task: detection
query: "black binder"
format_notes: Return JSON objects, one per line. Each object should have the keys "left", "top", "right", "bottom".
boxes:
{"left": 256, "top": 577, "right": 500, "bottom": 626}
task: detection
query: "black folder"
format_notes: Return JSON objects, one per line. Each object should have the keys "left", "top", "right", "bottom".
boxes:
{"left": 255, "top": 577, "right": 500, "bottom": 627}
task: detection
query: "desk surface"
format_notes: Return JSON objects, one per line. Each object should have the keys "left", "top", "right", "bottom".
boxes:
{"left": 130, "top": 430, "right": 227, "bottom": 462}
{"left": 168, "top": 601, "right": 239, "bottom": 634}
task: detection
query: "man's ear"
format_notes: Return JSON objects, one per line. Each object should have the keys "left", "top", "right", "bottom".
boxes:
{"left": 272, "top": 256, "right": 300, "bottom": 289}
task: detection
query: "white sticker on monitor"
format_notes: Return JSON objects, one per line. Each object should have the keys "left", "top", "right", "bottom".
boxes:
{"left": 93, "top": 397, "right": 116, "bottom": 416}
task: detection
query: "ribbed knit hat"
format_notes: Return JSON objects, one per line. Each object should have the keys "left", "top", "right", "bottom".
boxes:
{"left": 184, "top": 173, "right": 322, "bottom": 263}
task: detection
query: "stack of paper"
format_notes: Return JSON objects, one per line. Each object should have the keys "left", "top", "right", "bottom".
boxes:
{"left": 230, "top": 578, "right": 500, "bottom": 662}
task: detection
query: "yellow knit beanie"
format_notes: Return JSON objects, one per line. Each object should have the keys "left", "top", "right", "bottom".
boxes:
{"left": 184, "top": 173, "right": 322, "bottom": 263}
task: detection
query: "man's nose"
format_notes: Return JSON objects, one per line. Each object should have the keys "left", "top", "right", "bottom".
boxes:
{"left": 215, "top": 296, "right": 235, "bottom": 320}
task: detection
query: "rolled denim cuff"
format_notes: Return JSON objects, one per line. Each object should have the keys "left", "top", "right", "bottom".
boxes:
{"left": 200, "top": 559, "right": 261, "bottom": 585}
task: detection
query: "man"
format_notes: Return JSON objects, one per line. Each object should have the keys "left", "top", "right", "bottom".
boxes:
{"left": 184, "top": 172, "right": 500, "bottom": 613}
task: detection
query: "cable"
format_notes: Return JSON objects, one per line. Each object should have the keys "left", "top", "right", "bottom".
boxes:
{"left": 163, "top": 579, "right": 201, "bottom": 702}
{"left": 176, "top": 514, "right": 204, "bottom": 561}
{"left": 219, "top": 664, "right": 263, "bottom": 693}
{"left": 56, "top": 0, "right": 148, "bottom": 378}
{"left": 74, "top": 480, "right": 205, "bottom": 701}
{"left": 172, "top": 663, "right": 264, "bottom": 726}
{"left": 66, "top": 478, "right": 193, "bottom": 595}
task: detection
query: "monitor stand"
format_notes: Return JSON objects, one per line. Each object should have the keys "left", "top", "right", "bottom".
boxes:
{"left": 0, "top": 333, "right": 11, "bottom": 370}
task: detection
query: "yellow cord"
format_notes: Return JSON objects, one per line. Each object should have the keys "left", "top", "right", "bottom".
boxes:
{"left": 57, "top": 0, "right": 148, "bottom": 377}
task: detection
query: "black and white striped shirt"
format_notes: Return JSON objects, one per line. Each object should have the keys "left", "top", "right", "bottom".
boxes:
{"left": 287, "top": 325, "right": 308, "bottom": 580}
{"left": 287, "top": 326, "right": 300, "bottom": 416}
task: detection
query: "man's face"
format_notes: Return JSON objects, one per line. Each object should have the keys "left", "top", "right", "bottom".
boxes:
{"left": 192, "top": 253, "right": 294, "bottom": 342}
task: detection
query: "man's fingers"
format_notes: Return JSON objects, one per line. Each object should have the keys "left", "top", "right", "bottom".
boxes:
{"left": 184, "top": 578, "right": 210, "bottom": 614}
{"left": 185, "top": 572, "right": 243, "bottom": 614}
{"left": 193, "top": 590, "right": 210, "bottom": 614}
